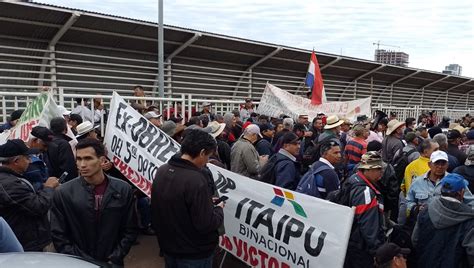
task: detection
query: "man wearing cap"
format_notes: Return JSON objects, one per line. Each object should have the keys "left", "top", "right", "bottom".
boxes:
{"left": 76, "top": 121, "right": 99, "bottom": 141}
{"left": 0, "top": 110, "right": 23, "bottom": 133}
{"left": 240, "top": 99, "right": 254, "bottom": 122}
{"left": 144, "top": 111, "right": 162, "bottom": 128}
{"left": 272, "top": 132, "right": 302, "bottom": 190}
{"left": 24, "top": 126, "right": 55, "bottom": 191}
{"left": 374, "top": 243, "right": 409, "bottom": 268}
{"left": 0, "top": 139, "right": 60, "bottom": 251}
{"left": 433, "top": 133, "right": 460, "bottom": 172}
{"left": 231, "top": 124, "right": 268, "bottom": 179}
{"left": 68, "top": 114, "right": 83, "bottom": 136}
{"left": 447, "top": 129, "right": 468, "bottom": 165}
{"left": 255, "top": 123, "right": 275, "bottom": 157}
{"left": 382, "top": 119, "right": 405, "bottom": 164}
{"left": 47, "top": 117, "right": 78, "bottom": 182}
{"left": 406, "top": 150, "right": 474, "bottom": 213}
{"left": 401, "top": 132, "right": 421, "bottom": 164}
{"left": 200, "top": 102, "right": 215, "bottom": 122}
{"left": 317, "top": 115, "right": 344, "bottom": 143}
{"left": 412, "top": 173, "right": 474, "bottom": 268}
{"left": 454, "top": 144, "right": 474, "bottom": 193}
{"left": 344, "top": 151, "right": 385, "bottom": 268}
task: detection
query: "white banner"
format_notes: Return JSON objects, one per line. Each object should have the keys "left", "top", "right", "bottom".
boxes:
{"left": 105, "top": 92, "right": 354, "bottom": 267}
{"left": 256, "top": 83, "right": 372, "bottom": 120}
{"left": 0, "top": 91, "right": 64, "bottom": 145}
{"left": 104, "top": 92, "right": 180, "bottom": 196}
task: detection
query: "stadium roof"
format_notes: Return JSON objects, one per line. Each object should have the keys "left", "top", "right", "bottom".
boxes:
{"left": 0, "top": 1, "right": 473, "bottom": 108}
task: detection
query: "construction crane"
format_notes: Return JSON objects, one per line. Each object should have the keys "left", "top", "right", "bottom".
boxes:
{"left": 373, "top": 41, "right": 400, "bottom": 51}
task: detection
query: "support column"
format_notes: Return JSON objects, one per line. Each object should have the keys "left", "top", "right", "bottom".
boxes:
{"left": 248, "top": 69, "right": 253, "bottom": 98}
{"left": 166, "top": 60, "right": 172, "bottom": 97}
{"left": 49, "top": 46, "right": 58, "bottom": 89}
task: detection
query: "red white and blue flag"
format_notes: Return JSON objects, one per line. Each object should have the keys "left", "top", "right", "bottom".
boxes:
{"left": 305, "top": 50, "right": 327, "bottom": 105}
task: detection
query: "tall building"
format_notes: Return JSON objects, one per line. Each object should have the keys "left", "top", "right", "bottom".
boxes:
{"left": 374, "top": 49, "right": 409, "bottom": 67}
{"left": 442, "top": 64, "right": 462, "bottom": 76}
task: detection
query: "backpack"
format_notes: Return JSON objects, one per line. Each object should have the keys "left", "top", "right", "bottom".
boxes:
{"left": 327, "top": 176, "right": 366, "bottom": 206}
{"left": 258, "top": 155, "right": 287, "bottom": 185}
{"left": 295, "top": 164, "right": 332, "bottom": 198}
{"left": 391, "top": 145, "right": 417, "bottom": 183}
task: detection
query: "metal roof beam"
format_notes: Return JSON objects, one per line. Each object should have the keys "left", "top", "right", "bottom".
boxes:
{"left": 431, "top": 79, "right": 473, "bottom": 106}
{"left": 165, "top": 33, "right": 201, "bottom": 62}
{"left": 374, "top": 70, "right": 421, "bottom": 104}
{"left": 38, "top": 12, "right": 81, "bottom": 87}
{"left": 232, "top": 47, "right": 283, "bottom": 96}
{"left": 320, "top": 57, "right": 342, "bottom": 71}
{"left": 406, "top": 76, "right": 450, "bottom": 105}
{"left": 338, "top": 65, "right": 385, "bottom": 100}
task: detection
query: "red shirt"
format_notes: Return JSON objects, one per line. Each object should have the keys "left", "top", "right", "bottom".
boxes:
{"left": 93, "top": 176, "right": 109, "bottom": 217}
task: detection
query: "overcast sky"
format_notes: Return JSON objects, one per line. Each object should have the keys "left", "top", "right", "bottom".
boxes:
{"left": 40, "top": 0, "right": 474, "bottom": 77}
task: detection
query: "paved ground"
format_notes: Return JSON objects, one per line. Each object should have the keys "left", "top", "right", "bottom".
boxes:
{"left": 124, "top": 235, "right": 164, "bottom": 268}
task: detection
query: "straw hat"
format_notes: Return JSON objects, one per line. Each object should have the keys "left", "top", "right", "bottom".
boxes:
{"left": 386, "top": 119, "right": 405, "bottom": 135}
{"left": 76, "top": 121, "right": 99, "bottom": 138}
{"left": 324, "top": 115, "right": 344, "bottom": 129}
{"left": 204, "top": 121, "right": 226, "bottom": 138}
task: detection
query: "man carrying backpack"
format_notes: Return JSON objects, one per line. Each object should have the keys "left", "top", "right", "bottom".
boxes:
{"left": 296, "top": 140, "right": 341, "bottom": 199}
{"left": 344, "top": 151, "right": 386, "bottom": 268}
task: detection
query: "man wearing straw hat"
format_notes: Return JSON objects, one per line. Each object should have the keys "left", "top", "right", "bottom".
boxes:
{"left": 317, "top": 115, "right": 344, "bottom": 143}
{"left": 382, "top": 119, "right": 405, "bottom": 164}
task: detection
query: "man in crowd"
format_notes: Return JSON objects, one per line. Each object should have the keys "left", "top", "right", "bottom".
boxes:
{"left": 75, "top": 121, "right": 99, "bottom": 141}
{"left": 200, "top": 102, "right": 215, "bottom": 122}
{"left": 273, "top": 132, "right": 301, "bottom": 190}
{"left": 401, "top": 132, "right": 420, "bottom": 164}
{"left": 272, "top": 117, "right": 293, "bottom": 148}
{"left": 454, "top": 145, "right": 474, "bottom": 193}
{"left": 412, "top": 173, "right": 474, "bottom": 268}
{"left": 433, "top": 133, "right": 459, "bottom": 172}
{"left": 255, "top": 123, "right": 275, "bottom": 156}
{"left": 144, "top": 111, "right": 162, "bottom": 128}
{"left": 382, "top": 119, "right": 405, "bottom": 164}
{"left": 345, "top": 125, "right": 369, "bottom": 176}
{"left": 152, "top": 130, "right": 224, "bottom": 267}
{"left": 47, "top": 117, "right": 78, "bottom": 182}
{"left": 0, "top": 110, "right": 23, "bottom": 133}
{"left": 0, "top": 139, "right": 59, "bottom": 251}
{"left": 297, "top": 140, "right": 341, "bottom": 199}
{"left": 339, "top": 119, "right": 353, "bottom": 150}
{"left": 51, "top": 139, "right": 137, "bottom": 266}
{"left": 404, "top": 117, "right": 416, "bottom": 135}
{"left": 68, "top": 114, "right": 83, "bottom": 136}
{"left": 231, "top": 124, "right": 268, "bottom": 179}
{"left": 318, "top": 115, "right": 344, "bottom": 142}
{"left": 240, "top": 99, "right": 254, "bottom": 122}
{"left": 297, "top": 114, "right": 310, "bottom": 128}
{"left": 374, "top": 243, "right": 409, "bottom": 268}
{"left": 24, "top": 126, "right": 54, "bottom": 191}
{"left": 447, "top": 129, "right": 468, "bottom": 165}
{"left": 345, "top": 152, "right": 385, "bottom": 268}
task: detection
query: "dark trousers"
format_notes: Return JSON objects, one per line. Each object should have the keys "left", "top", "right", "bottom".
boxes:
{"left": 165, "top": 254, "right": 213, "bottom": 268}
{"left": 344, "top": 248, "right": 374, "bottom": 268}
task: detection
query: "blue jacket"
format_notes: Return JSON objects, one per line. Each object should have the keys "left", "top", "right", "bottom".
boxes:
{"left": 23, "top": 155, "right": 49, "bottom": 191}
{"left": 274, "top": 149, "right": 301, "bottom": 191}
{"left": 255, "top": 137, "right": 274, "bottom": 157}
{"left": 0, "top": 217, "right": 23, "bottom": 253}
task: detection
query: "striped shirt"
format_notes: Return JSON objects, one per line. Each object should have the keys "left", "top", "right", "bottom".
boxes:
{"left": 345, "top": 137, "right": 367, "bottom": 165}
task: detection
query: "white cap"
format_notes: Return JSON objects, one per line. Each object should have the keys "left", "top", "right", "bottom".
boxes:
{"left": 430, "top": 150, "right": 449, "bottom": 163}
{"left": 144, "top": 111, "right": 162, "bottom": 120}
{"left": 244, "top": 124, "right": 263, "bottom": 138}
{"left": 57, "top": 105, "right": 71, "bottom": 116}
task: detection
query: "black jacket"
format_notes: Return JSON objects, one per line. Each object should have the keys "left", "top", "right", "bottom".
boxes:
{"left": 45, "top": 134, "right": 78, "bottom": 182}
{"left": 50, "top": 175, "right": 138, "bottom": 265}
{"left": 151, "top": 155, "right": 224, "bottom": 259}
{"left": 447, "top": 143, "right": 468, "bottom": 166}
{"left": 0, "top": 167, "right": 54, "bottom": 251}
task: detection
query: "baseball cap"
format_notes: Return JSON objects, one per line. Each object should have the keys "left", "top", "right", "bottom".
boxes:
{"left": 244, "top": 124, "right": 262, "bottom": 138}
{"left": 10, "top": 110, "right": 23, "bottom": 122}
{"left": 447, "top": 129, "right": 462, "bottom": 140}
{"left": 144, "top": 111, "right": 162, "bottom": 120}
{"left": 440, "top": 173, "right": 469, "bottom": 193}
{"left": 430, "top": 150, "right": 448, "bottom": 163}
{"left": 0, "top": 139, "right": 39, "bottom": 158}
{"left": 31, "top": 126, "right": 54, "bottom": 142}
{"left": 259, "top": 123, "right": 274, "bottom": 133}
{"left": 375, "top": 243, "right": 411, "bottom": 265}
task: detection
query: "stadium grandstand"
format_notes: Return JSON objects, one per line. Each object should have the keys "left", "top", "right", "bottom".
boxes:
{"left": 0, "top": 1, "right": 473, "bottom": 119}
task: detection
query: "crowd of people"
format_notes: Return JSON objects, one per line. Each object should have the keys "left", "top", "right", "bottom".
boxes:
{"left": 0, "top": 86, "right": 473, "bottom": 268}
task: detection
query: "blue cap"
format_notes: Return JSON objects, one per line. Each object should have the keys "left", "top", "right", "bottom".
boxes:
{"left": 440, "top": 173, "right": 469, "bottom": 193}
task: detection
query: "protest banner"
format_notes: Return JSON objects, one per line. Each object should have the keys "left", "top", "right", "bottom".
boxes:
{"left": 256, "top": 83, "right": 372, "bottom": 120}
{"left": 104, "top": 92, "right": 181, "bottom": 196}
{"left": 0, "top": 91, "right": 63, "bottom": 145}
{"left": 106, "top": 92, "right": 354, "bottom": 267}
